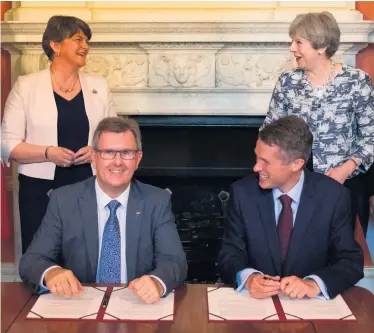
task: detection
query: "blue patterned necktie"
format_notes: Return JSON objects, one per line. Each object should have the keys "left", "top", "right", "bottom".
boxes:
{"left": 98, "top": 200, "right": 121, "bottom": 283}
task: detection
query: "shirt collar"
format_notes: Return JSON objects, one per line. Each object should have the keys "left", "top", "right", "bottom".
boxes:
{"left": 95, "top": 179, "right": 130, "bottom": 210}
{"left": 272, "top": 170, "right": 305, "bottom": 204}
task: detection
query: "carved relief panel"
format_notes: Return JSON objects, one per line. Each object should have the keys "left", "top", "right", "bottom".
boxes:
{"left": 12, "top": 42, "right": 357, "bottom": 91}
{"left": 83, "top": 51, "right": 148, "bottom": 88}
{"left": 149, "top": 53, "right": 213, "bottom": 88}
{"left": 143, "top": 43, "right": 223, "bottom": 88}
{"left": 216, "top": 44, "right": 294, "bottom": 88}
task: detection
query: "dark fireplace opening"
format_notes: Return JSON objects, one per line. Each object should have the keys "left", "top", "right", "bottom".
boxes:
{"left": 131, "top": 115, "right": 263, "bottom": 283}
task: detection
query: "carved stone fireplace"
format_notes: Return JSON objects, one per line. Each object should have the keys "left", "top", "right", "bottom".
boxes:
{"left": 1, "top": 1, "right": 373, "bottom": 278}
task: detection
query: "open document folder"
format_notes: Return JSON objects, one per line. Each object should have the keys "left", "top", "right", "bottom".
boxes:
{"left": 279, "top": 294, "right": 355, "bottom": 320}
{"left": 207, "top": 287, "right": 355, "bottom": 322}
{"left": 27, "top": 286, "right": 174, "bottom": 321}
{"left": 103, "top": 287, "right": 174, "bottom": 321}
{"left": 27, "top": 286, "right": 106, "bottom": 320}
{"left": 207, "top": 287, "right": 279, "bottom": 321}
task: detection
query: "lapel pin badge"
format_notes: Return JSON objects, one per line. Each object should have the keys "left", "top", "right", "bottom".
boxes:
{"left": 136, "top": 211, "right": 141, "bottom": 215}
{"left": 92, "top": 89, "right": 97, "bottom": 94}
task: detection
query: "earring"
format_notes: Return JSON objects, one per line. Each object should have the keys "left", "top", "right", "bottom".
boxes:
{"left": 56, "top": 51, "right": 60, "bottom": 56}
{"left": 318, "top": 51, "right": 323, "bottom": 55}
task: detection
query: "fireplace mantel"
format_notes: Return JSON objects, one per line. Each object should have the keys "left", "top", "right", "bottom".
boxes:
{"left": 2, "top": 21, "right": 373, "bottom": 42}
{"left": 2, "top": 19, "right": 373, "bottom": 116}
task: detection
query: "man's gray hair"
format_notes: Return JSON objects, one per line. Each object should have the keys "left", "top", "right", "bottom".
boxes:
{"left": 289, "top": 11, "right": 340, "bottom": 59}
{"left": 92, "top": 117, "right": 142, "bottom": 151}
{"left": 259, "top": 116, "right": 313, "bottom": 164}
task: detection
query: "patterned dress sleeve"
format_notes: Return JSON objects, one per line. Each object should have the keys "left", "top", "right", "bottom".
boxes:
{"left": 261, "top": 73, "right": 289, "bottom": 130}
{"left": 353, "top": 72, "right": 374, "bottom": 170}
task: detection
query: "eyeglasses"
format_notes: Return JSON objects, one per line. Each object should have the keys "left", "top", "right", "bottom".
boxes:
{"left": 95, "top": 149, "right": 140, "bottom": 160}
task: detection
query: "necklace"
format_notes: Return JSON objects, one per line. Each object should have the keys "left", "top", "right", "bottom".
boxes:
{"left": 50, "top": 69, "right": 79, "bottom": 93}
{"left": 305, "top": 60, "right": 335, "bottom": 90}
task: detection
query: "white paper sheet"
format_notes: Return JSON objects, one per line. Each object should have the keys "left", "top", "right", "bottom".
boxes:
{"left": 207, "top": 287, "right": 279, "bottom": 321}
{"left": 27, "top": 286, "right": 106, "bottom": 319}
{"left": 103, "top": 287, "right": 174, "bottom": 321}
{"left": 279, "top": 294, "right": 355, "bottom": 320}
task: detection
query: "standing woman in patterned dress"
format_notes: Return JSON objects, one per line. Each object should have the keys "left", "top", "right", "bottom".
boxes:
{"left": 1, "top": 16, "right": 117, "bottom": 253}
{"left": 262, "top": 12, "right": 374, "bottom": 235}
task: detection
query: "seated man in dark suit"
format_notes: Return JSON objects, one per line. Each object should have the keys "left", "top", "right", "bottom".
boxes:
{"left": 19, "top": 117, "right": 187, "bottom": 304}
{"left": 218, "top": 115, "right": 364, "bottom": 299}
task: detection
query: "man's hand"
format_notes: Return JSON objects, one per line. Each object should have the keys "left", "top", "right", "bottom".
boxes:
{"left": 280, "top": 276, "right": 321, "bottom": 299}
{"left": 45, "top": 267, "right": 84, "bottom": 297}
{"left": 245, "top": 274, "right": 280, "bottom": 299}
{"left": 128, "top": 275, "right": 163, "bottom": 304}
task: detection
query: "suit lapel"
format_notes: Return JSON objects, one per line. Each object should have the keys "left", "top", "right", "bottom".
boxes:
{"left": 284, "top": 172, "right": 316, "bottom": 274}
{"left": 79, "top": 177, "right": 100, "bottom": 280}
{"left": 257, "top": 189, "right": 282, "bottom": 275}
{"left": 125, "top": 180, "right": 145, "bottom": 282}
{"left": 39, "top": 69, "right": 59, "bottom": 145}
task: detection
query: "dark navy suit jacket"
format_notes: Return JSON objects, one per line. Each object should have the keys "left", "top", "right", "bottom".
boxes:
{"left": 218, "top": 170, "right": 364, "bottom": 298}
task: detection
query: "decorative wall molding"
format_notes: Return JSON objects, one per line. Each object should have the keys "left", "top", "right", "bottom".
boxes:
{"left": 3, "top": 1, "right": 362, "bottom": 23}
{"left": 2, "top": 21, "right": 374, "bottom": 43}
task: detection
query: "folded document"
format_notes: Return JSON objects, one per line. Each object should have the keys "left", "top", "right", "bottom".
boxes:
{"left": 207, "top": 287, "right": 355, "bottom": 322}
{"left": 27, "top": 286, "right": 174, "bottom": 321}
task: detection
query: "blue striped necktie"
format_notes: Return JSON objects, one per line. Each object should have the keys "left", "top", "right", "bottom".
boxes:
{"left": 98, "top": 200, "right": 121, "bottom": 283}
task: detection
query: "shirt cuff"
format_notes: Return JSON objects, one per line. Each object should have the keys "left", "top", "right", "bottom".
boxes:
{"left": 304, "top": 275, "right": 330, "bottom": 300}
{"left": 235, "top": 268, "right": 263, "bottom": 292}
{"left": 149, "top": 275, "right": 167, "bottom": 297}
{"left": 40, "top": 265, "right": 61, "bottom": 289}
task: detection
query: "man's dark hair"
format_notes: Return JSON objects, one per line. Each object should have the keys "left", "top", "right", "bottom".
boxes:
{"left": 259, "top": 116, "right": 313, "bottom": 164}
{"left": 42, "top": 15, "right": 92, "bottom": 61}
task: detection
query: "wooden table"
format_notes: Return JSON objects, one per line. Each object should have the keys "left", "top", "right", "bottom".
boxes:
{"left": 3, "top": 283, "right": 374, "bottom": 333}
{"left": 1, "top": 282, "right": 32, "bottom": 333}
{"left": 314, "top": 286, "right": 374, "bottom": 333}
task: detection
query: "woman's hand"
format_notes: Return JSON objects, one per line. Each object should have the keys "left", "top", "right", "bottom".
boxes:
{"left": 74, "top": 146, "right": 93, "bottom": 165}
{"left": 47, "top": 147, "right": 75, "bottom": 167}
{"left": 325, "top": 161, "right": 356, "bottom": 184}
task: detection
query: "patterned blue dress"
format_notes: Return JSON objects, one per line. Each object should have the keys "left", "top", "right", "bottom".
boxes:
{"left": 263, "top": 65, "right": 374, "bottom": 176}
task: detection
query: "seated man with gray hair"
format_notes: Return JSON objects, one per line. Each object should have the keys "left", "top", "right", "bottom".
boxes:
{"left": 218, "top": 115, "right": 363, "bottom": 299}
{"left": 19, "top": 117, "right": 187, "bottom": 304}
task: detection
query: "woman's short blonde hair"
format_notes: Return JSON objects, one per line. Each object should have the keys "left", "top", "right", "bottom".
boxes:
{"left": 289, "top": 11, "right": 340, "bottom": 58}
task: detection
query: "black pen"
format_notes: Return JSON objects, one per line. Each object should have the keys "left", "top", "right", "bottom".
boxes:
{"left": 263, "top": 276, "right": 278, "bottom": 282}
{"left": 102, "top": 294, "right": 109, "bottom": 308}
